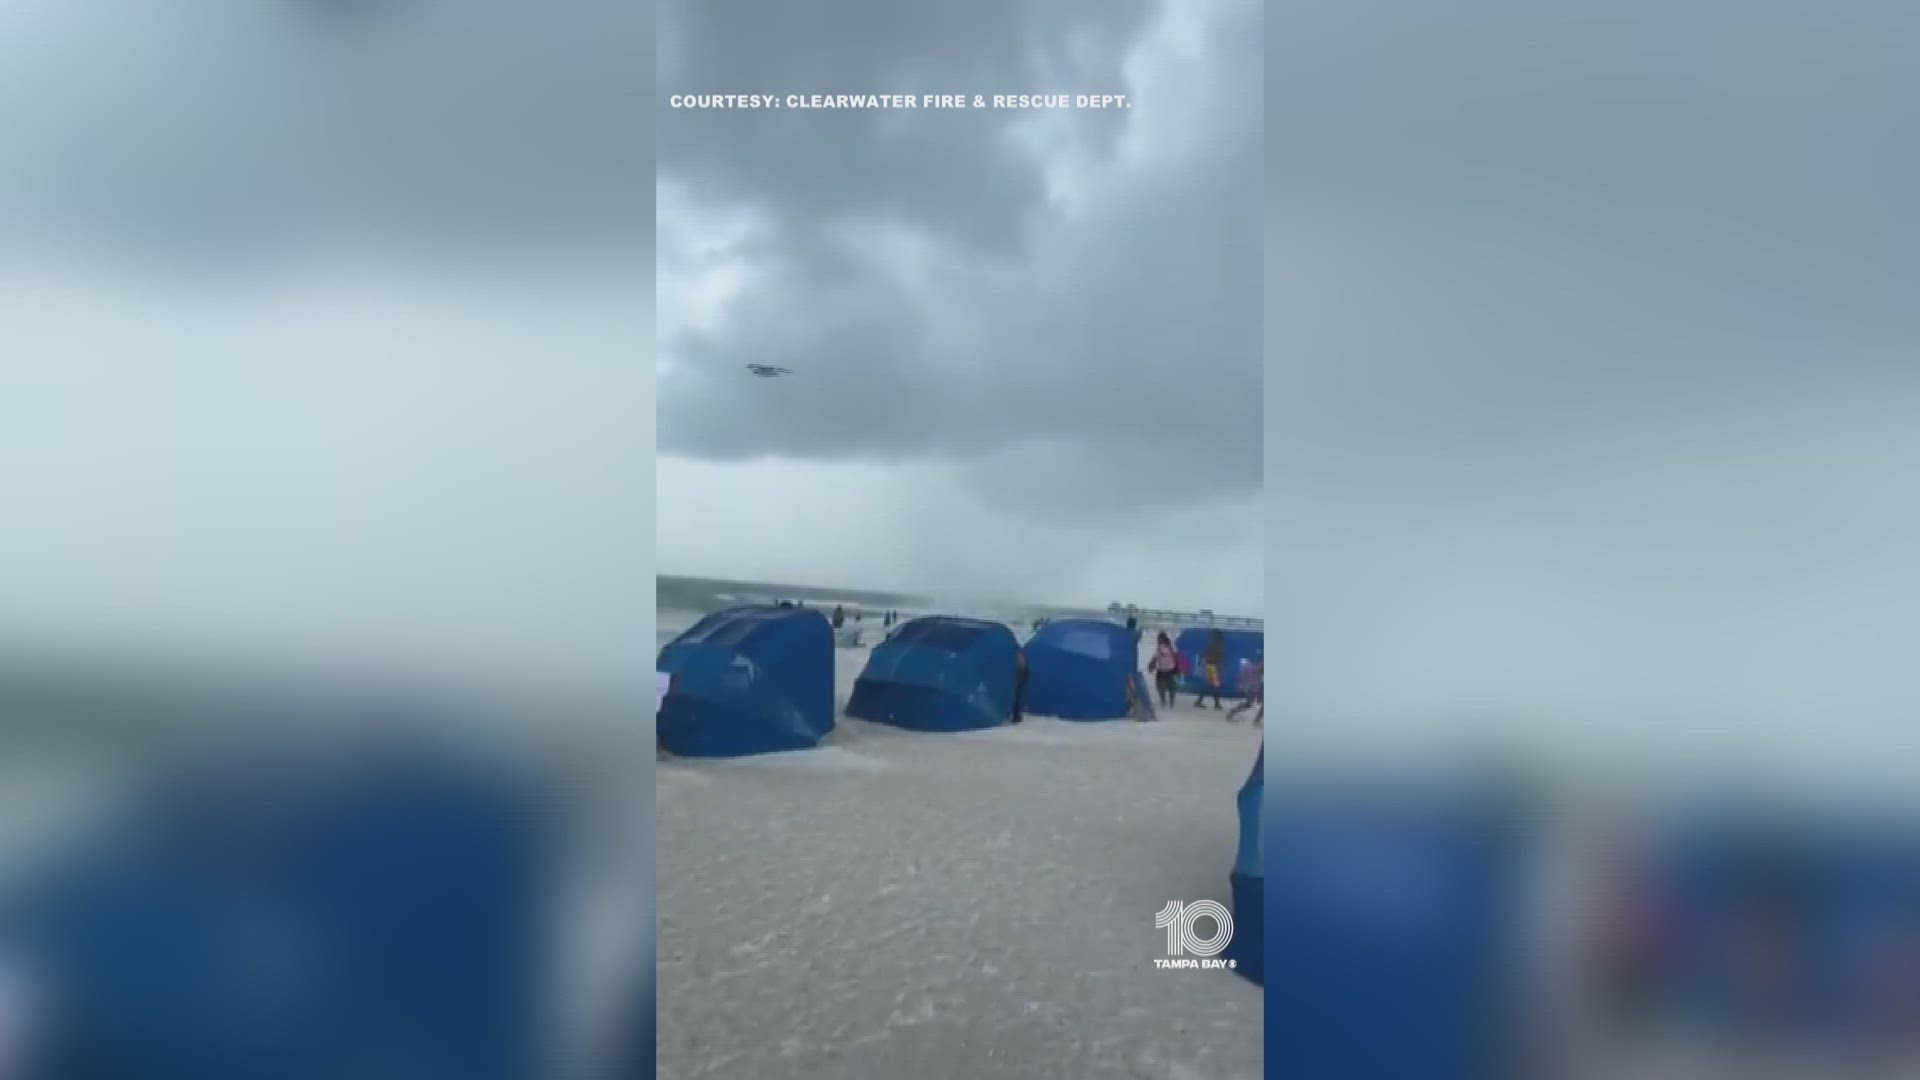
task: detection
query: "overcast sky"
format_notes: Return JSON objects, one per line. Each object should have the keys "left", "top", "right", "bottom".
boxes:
{"left": 9, "top": 1, "right": 1916, "bottom": 762}
{"left": 1269, "top": 1, "right": 1920, "bottom": 776}
{"left": 656, "top": 0, "right": 1262, "bottom": 614}
{"left": 0, "top": 1, "right": 652, "bottom": 680}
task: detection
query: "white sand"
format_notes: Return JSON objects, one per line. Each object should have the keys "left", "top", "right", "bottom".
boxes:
{"left": 656, "top": 637, "right": 1264, "bottom": 1080}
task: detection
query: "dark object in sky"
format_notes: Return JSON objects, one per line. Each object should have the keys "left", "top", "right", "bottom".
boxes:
{"left": 746, "top": 364, "right": 793, "bottom": 378}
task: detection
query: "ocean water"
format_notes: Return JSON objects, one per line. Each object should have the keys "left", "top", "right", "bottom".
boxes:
{"left": 656, "top": 574, "right": 913, "bottom": 646}
{"left": 653, "top": 574, "right": 1118, "bottom": 651}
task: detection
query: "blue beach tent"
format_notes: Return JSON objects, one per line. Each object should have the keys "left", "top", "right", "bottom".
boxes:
{"left": 1226, "top": 747, "right": 1264, "bottom": 983}
{"left": 845, "top": 616, "right": 1018, "bottom": 732}
{"left": 1176, "top": 628, "right": 1264, "bottom": 699}
{"left": 656, "top": 605, "right": 835, "bottom": 757}
{"left": 1023, "top": 619, "right": 1152, "bottom": 720}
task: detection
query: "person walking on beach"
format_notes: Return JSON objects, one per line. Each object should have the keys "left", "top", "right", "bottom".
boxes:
{"left": 1227, "top": 657, "right": 1263, "bottom": 725}
{"left": 1194, "top": 629, "right": 1228, "bottom": 710}
{"left": 1010, "top": 648, "right": 1031, "bottom": 723}
{"left": 831, "top": 604, "right": 845, "bottom": 630}
{"left": 1147, "top": 632, "right": 1182, "bottom": 710}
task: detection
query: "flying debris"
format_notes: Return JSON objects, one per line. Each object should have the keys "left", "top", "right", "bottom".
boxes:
{"left": 746, "top": 365, "right": 794, "bottom": 378}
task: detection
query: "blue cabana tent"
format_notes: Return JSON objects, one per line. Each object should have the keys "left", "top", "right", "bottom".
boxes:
{"left": 1023, "top": 619, "right": 1151, "bottom": 720}
{"left": 1226, "top": 747, "right": 1264, "bottom": 983}
{"left": 656, "top": 605, "right": 835, "bottom": 757}
{"left": 845, "top": 616, "right": 1017, "bottom": 732}
{"left": 1176, "top": 628, "right": 1264, "bottom": 699}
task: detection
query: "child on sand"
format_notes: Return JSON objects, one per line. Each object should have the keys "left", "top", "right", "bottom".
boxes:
{"left": 1194, "top": 629, "right": 1228, "bottom": 710}
{"left": 1227, "top": 658, "right": 1263, "bottom": 725}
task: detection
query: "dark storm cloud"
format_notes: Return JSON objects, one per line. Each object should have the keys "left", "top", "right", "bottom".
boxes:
{"left": 1266, "top": 1, "right": 1920, "bottom": 755}
{"left": 0, "top": 0, "right": 649, "bottom": 262}
{"left": 663, "top": 151, "right": 1260, "bottom": 468}
{"left": 657, "top": 0, "right": 1263, "bottom": 511}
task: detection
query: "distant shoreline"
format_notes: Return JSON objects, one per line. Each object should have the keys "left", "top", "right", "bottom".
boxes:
{"left": 656, "top": 573, "right": 1261, "bottom": 627}
{"left": 657, "top": 573, "right": 924, "bottom": 611}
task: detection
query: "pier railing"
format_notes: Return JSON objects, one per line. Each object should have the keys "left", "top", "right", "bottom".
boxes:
{"left": 1108, "top": 605, "right": 1263, "bottom": 631}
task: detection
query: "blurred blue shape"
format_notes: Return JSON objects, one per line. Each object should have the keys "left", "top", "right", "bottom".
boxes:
{"left": 623, "top": 966, "right": 655, "bottom": 1080}
{"left": 1263, "top": 773, "right": 1525, "bottom": 1080}
{"left": 1808, "top": 823, "right": 1919, "bottom": 1039}
{"left": 2, "top": 749, "right": 551, "bottom": 1080}
{"left": 1636, "top": 806, "right": 1920, "bottom": 1044}
{"left": 1226, "top": 746, "right": 1263, "bottom": 984}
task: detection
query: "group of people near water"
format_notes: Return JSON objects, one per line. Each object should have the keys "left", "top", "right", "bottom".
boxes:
{"left": 1145, "top": 628, "right": 1263, "bottom": 724}
{"left": 830, "top": 604, "right": 902, "bottom": 631}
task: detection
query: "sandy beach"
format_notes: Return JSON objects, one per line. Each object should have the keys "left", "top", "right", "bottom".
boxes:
{"left": 656, "top": 632, "right": 1264, "bottom": 1080}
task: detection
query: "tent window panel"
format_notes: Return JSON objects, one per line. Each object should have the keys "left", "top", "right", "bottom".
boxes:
{"left": 1058, "top": 629, "right": 1113, "bottom": 659}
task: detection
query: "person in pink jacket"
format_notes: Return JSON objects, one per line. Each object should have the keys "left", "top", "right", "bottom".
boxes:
{"left": 1146, "top": 632, "right": 1182, "bottom": 709}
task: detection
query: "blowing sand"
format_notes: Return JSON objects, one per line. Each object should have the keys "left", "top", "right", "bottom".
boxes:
{"left": 655, "top": 637, "right": 1264, "bottom": 1080}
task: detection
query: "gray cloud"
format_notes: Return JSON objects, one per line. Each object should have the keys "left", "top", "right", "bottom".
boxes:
{"left": 657, "top": 0, "right": 1262, "bottom": 515}
{"left": 1270, "top": 1, "right": 1919, "bottom": 453}
{"left": 0, "top": 0, "right": 650, "bottom": 264}
{"left": 659, "top": 0, "right": 1148, "bottom": 252}
{"left": 1267, "top": 1, "right": 1920, "bottom": 768}
{"left": 0, "top": 5, "right": 655, "bottom": 681}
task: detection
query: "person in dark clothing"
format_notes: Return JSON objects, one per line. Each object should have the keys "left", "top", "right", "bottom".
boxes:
{"left": 1194, "top": 629, "right": 1228, "bottom": 710}
{"left": 831, "top": 604, "right": 845, "bottom": 630}
{"left": 1011, "top": 648, "right": 1031, "bottom": 723}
